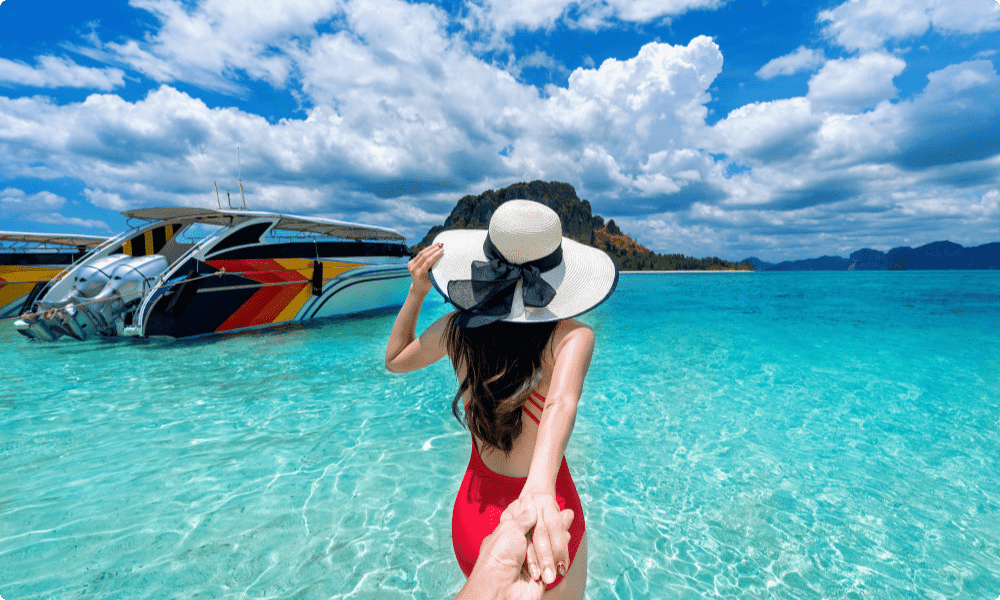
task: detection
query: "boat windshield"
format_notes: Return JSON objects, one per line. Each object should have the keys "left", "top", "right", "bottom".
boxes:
{"left": 178, "top": 223, "right": 226, "bottom": 243}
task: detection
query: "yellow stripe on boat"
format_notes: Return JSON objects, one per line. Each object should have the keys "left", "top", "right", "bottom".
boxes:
{"left": 274, "top": 257, "right": 313, "bottom": 279}
{"left": 272, "top": 283, "right": 313, "bottom": 323}
{"left": 0, "top": 266, "right": 63, "bottom": 310}
{"left": 120, "top": 224, "right": 181, "bottom": 256}
{"left": 273, "top": 259, "right": 361, "bottom": 281}
{"left": 269, "top": 259, "right": 361, "bottom": 322}
{"left": 320, "top": 260, "right": 361, "bottom": 279}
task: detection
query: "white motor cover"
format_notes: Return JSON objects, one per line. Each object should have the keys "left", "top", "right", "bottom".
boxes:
{"left": 61, "top": 254, "right": 134, "bottom": 301}
{"left": 93, "top": 255, "right": 170, "bottom": 303}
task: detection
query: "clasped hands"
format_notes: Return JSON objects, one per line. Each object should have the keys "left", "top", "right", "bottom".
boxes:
{"left": 517, "top": 493, "right": 574, "bottom": 586}
{"left": 457, "top": 495, "right": 573, "bottom": 600}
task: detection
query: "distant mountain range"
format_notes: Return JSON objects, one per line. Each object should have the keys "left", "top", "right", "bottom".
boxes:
{"left": 746, "top": 241, "right": 1000, "bottom": 271}
{"left": 413, "top": 181, "right": 751, "bottom": 271}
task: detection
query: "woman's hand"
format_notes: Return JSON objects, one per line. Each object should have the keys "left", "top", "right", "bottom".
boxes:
{"left": 456, "top": 498, "right": 574, "bottom": 600}
{"left": 409, "top": 242, "right": 443, "bottom": 296}
{"left": 518, "top": 492, "right": 572, "bottom": 586}
{"left": 384, "top": 243, "right": 449, "bottom": 373}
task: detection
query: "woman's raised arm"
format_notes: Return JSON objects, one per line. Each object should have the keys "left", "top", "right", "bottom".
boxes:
{"left": 520, "top": 320, "right": 595, "bottom": 585}
{"left": 385, "top": 243, "right": 450, "bottom": 373}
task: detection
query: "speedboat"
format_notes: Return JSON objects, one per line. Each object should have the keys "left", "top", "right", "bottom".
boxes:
{"left": 11, "top": 207, "right": 411, "bottom": 341}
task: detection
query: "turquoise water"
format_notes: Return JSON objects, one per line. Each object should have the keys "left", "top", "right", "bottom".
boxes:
{"left": 1, "top": 272, "right": 998, "bottom": 599}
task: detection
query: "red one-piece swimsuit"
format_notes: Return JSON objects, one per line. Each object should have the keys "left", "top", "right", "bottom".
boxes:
{"left": 451, "top": 391, "right": 585, "bottom": 590}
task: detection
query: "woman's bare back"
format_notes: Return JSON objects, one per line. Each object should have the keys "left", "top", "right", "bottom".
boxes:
{"left": 463, "top": 318, "right": 581, "bottom": 478}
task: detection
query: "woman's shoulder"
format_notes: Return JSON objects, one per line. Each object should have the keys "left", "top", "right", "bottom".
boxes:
{"left": 551, "top": 318, "right": 595, "bottom": 350}
{"left": 556, "top": 318, "right": 593, "bottom": 334}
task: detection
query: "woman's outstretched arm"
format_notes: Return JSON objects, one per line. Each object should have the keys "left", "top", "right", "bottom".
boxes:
{"left": 385, "top": 243, "right": 450, "bottom": 373}
{"left": 519, "top": 321, "right": 595, "bottom": 586}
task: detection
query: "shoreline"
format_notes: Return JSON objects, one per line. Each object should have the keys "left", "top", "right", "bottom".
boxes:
{"left": 621, "top": 270, "right": 754, "bottom": 273}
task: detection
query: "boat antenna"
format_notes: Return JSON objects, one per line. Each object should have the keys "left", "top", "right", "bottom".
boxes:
{"left": 227, "top": 191, "right": 234, "bottom": 209}
{"left": 238, "top": 146, "right": 247, "bottom": 210}
{"left": 214, "top": 181, "right": 221, "bottom": 209}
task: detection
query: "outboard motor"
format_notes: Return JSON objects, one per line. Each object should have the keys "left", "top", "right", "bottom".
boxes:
{"left": 85, "top": 255, "right": 170, "bottom": 334}
{"left": 16, "top": 254, "right": 169, "bottom": 341}
{"left": 57, "top": 254, "right": 136, "bottom": 304}
{"left": 15, "top": 254, "right": 133, "bottom": 341}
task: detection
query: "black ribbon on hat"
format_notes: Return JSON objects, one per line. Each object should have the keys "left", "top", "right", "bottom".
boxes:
{"left": 447, "top": 235, "right": 562, "bottom": 328}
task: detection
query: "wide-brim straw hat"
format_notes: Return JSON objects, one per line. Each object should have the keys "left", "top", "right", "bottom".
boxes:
{"left": 430, "top": 200, "right": 618, "bottom": 325}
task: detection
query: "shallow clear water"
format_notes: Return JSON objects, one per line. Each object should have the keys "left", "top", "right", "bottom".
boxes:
{"left": 1, "top": 272, "right": 998, "bottom": 599}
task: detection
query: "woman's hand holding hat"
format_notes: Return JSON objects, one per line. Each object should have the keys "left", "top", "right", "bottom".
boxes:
{"left": 408, "top": 243, "right": 443, "bottom": 296}
{"left": 385, "top": 243, "right": 448, "bottom": 374}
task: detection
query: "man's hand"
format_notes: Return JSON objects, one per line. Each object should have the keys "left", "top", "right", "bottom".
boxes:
{"left": 456, "top": 498, "right": 574, "bottom": 600}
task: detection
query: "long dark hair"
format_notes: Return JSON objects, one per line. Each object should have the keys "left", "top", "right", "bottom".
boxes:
{"left": 446, "top": 312, "right": 558, "bottom": 454}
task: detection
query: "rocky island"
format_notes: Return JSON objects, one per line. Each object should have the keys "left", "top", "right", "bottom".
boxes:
{"left": 413, "top": 181, "right": 752, "bottom": 271}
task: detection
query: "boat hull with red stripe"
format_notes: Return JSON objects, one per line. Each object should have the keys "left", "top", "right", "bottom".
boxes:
{"left": 13, "top": 208, "right": 410, "bottom": 341}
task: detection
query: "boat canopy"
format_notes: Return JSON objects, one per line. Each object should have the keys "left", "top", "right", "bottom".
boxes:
{"left": 121, "top": 207, "right": 406, "bottom": 242}
{"left": 0, "top": 231, "right": 109, "bottom": 248}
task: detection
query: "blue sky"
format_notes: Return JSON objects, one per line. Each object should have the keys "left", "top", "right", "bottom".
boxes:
{"left": 1, "top": 0, "right": 998, "bottom": 261}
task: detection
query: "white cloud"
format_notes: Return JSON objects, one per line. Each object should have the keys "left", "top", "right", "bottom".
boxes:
{"left": 889, "top": 60, "right": 1000, "bottom": 170}
{"left": 289, "top": 0, "right": 523, "bottom": 182}
{"left": 513, "top": 50, "right": 569, "bottom": 79}
{"left": 507, "top": 36, "right": 724, "bottom": 200}
{"left": 820, "top": 0, "right": 1000, "bottom": 51}
{"left": 1, "top": 188, "right": 65, "bottom": 211}
{"left": 811, "top": 104, "right": 901, "bottom": 167}
{"left": 980, "top": 188, "right": 1000, "bottom": 216}
{"left": 29, "top": 213, "right": 110, "bottom": 230}
{"left": 464, "top": 0, "right": 724, "bottom": 36}
{"left": 807, "top": 53, "right": 906, "bottom": 113}
{"left": 2, "top": 0, "right": 723, "bottom": 217}
{"left": 684, "top": 54, "right": 1000, "bottom": 259}
{"left": 610, "top": 213, "right": 732, "bottom": 258}
{"left": 1, "top": 87, "right": 264, "bottom": 206}
{"left": 756, "top": 47, "right": 826, "bottom": 80}
{"left": 242, "top": 184, "right": 327, "bottom": 211}
{"left": 0, "top": 56, "right": 124, "bottom": 90}
{"left": 96, "top": 0, "right": 346, "bottom": 91}
{"left": 83, "top": 189, "right": 129, "bottom": 211}
{"left": 0, "top": 188, "right": 110, "bottom": 231}
{"left": 298, "top": 8, "right": 725, "bottom": 202}
{"left": 708, "top": 97, "right": 822, "bottom": 165}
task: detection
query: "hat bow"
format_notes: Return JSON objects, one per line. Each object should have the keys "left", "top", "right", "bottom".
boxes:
{"left": 447, "top": 236, "right": 562, "bottom": 327}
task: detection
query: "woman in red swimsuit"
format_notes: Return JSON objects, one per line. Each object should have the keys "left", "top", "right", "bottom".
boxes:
{"left": 385, "top": 200, "right": 618, "bottom": 599}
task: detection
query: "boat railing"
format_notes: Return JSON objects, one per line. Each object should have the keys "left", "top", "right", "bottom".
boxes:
{"left": 2, "top": 240, "right": 35, "bottom": 252}
{"left": 265, "top": 229, "right": 367, "bottom": 243}
{"left": 1, "top": 240, "right": 86, "bottom": 253}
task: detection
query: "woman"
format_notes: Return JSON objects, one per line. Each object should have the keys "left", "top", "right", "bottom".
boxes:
{"left": 385, "top": 200, "right": 617, "bottom": 599}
